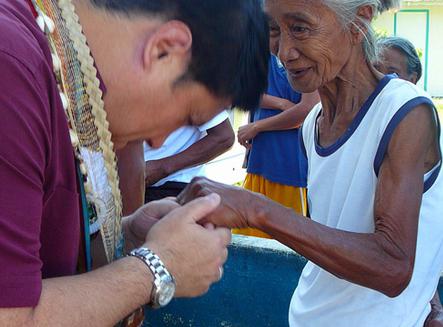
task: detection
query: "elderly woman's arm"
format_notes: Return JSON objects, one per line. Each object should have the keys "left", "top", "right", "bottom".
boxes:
{"left": 179, "top": 104, "right": 439, "bottom": 297}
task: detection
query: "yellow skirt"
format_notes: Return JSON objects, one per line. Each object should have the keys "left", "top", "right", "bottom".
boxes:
{"left": 233, "top": 173, "right": 307, "bottom": 239}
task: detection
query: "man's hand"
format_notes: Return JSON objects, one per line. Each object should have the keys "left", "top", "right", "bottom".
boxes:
{"left": 145, "top": 159, "right": 170, "bottom": 186}
{"left": 124, "top": 198, "right": 180, "bottom": 251}
{"left": 177, "top": 177, "right": 259, "bottom": 229}
{"left": 145, "top": 193, "right": 231, "bottom": 297}
{"left": 238, "top": 123, "right": 259, "bottom": 149}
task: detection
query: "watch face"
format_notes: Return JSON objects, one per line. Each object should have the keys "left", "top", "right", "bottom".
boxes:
{"left": 158, "top": 278, "right": 176, "bottom": 307}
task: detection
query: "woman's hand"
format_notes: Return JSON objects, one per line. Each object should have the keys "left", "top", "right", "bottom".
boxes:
{"left": 177, "top": 177, "right": 264, "bottom": 229}
{"left": 238, "top": 123, "right": 260, "bottom": 149}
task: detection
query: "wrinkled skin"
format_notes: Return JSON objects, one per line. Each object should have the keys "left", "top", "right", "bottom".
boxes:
{"left": 375, "top": 39, "right": 441, "bottom": 327}
{"left": 265, "top": 0, "right": 355, "bottom": 94}
{"left": 177, "top": 177, "right": 254, "bottom": 229}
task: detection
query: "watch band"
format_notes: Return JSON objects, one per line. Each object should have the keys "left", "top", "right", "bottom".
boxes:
{"left": 131, "top": 247, "right": 171, "bottom": 279}
{"left": 129, "top": 247, "right": 175, "bottom": 308}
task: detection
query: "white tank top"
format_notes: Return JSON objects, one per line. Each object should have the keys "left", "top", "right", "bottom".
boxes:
{"left": 290, "top": 76, "right": 443, "bottom": 327}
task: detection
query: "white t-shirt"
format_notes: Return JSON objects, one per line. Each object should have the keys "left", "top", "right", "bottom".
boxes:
{"left": 291, "top": 76, "right": 443, "bottom": 327}
{"left": 144, "top": 111, "right": 229, "bottom": 187}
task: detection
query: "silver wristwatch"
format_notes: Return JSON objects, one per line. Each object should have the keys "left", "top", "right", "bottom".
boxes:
{"left": 129, "top": 247, "right": 176, "bottom": 309}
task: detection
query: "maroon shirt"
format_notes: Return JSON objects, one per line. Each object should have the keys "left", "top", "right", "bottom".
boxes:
{"left": 0, "top": 0, "right": 80, "bottom": 307}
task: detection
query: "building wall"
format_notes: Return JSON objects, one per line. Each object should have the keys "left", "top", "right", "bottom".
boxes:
{"left": 374, "top": 5, "right": 443, "bottom": 96}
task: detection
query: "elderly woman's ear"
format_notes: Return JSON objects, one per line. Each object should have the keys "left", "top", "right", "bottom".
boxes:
{"left": 350, "top": 5, "right": 374, "bottom": 44}
{"left": 356, "top": 5, "right": 375, "bottom": 23}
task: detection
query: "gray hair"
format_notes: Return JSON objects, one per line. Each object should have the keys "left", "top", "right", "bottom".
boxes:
{"left": 377, "top": 36, "right": 423, "bottom": 81}
{"left": 323, "top": 0, "right": 402, "bottom": 62}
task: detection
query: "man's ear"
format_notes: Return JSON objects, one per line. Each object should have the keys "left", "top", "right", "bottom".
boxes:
{"left": 142, "top": 20, "right": 192, "bottom": 71}
{"left": 350, "top": 5, "right": 375, "bottom": 45}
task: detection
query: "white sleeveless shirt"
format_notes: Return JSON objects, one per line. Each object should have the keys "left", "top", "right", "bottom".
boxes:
{"left": 289, "top": 76, "right": 443, "bottom": 327}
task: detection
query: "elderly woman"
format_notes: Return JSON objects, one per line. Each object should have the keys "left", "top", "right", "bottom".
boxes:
{"left": 179, "top": 0, "right": 443, "bottom": 326}
{"left": 376, "top": 36, "right": 423, "bottom": 84}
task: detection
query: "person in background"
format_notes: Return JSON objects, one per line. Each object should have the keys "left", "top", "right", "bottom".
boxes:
{"left": 375, "top": 36, "right": 422, "bottom": 84}
{"left": 236, "top": 25, "right": 319, "bottom": 238}
{"left": 144, "top": 111, "right": 234, "bottom": 203}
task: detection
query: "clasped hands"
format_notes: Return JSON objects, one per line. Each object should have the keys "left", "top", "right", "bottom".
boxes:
{"left": 127, "top": 178, "right": 443, "bottom": 326}
{"left": 124, "top": 177, "right": 254, "bottom": 298}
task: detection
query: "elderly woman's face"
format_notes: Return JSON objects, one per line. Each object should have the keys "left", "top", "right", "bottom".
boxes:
{"left": 265, "top": 0, "right": 353, "bottom": 93}
{"left": 375, "top": 47, "right": 417, "bottom": 84}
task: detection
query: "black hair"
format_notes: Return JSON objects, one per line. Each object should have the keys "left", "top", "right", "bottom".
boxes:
{"left": 90, "top": 0, "right": 270, "bottom": 111}
{"left": 378, "top": 36, "right": 423, "bottom": 82}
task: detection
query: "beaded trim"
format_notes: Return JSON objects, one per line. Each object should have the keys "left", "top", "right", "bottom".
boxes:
{"left": 31, "top": 0, "right": 123, "bottom": 263}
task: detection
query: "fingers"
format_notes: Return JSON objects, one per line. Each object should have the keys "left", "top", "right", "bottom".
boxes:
{"left": 178, "top": 193, "right": 221, "bottom": 223}
{"left": 220, "top": 247, "right": 229, "bottom": 265}
{"left": 176, "top": 188, "right": 187, "bottom": 205}
{"left": 177, "top": 178, "right": 212, "bottom": 205}
{"left": 204, "top": 222, "right": 216, "bottom": 230}
{"left": 238, "top": 136, "right": 252, "bottom": 149}
{"left": 214, "top": 227, "right": 232, "bottom": 247}
{"left": 215, "top": 248, "right": 228, "bottom": 282}
{"left": 149, "top": 197, "right": 180, "bottom": 208}
{"left": 145, "top": 198, "right": 230, "bottom": 297}
{"left": 177, "top": 182, "right": 197, "bottom": 205}
{"left": 141, "top": 198, "right": 181, "bottom": 218}
{"left": 163, "top": 196, "right": 178, "bottom": 202}
{"left": 213, "top": 229, "right": 230, "bottom": 282}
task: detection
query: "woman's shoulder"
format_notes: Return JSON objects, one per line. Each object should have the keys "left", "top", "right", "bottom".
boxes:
{"left": 382, "top": 77, "right": 429, "bottom": 100}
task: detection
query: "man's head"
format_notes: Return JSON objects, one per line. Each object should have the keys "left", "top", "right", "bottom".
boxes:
{"left": 77, "top": 0, "right": 269, "bottom": 148}
{"left": 375, "top": 36, "right": 422, "bottom": 84}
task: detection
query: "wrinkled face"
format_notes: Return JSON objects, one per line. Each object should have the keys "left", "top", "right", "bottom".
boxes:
{"left": 265, "top": 0, "right": 353, "bottom": 93}
{"left": 375, "top": 47, "right": 417, "bottom": 84}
